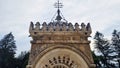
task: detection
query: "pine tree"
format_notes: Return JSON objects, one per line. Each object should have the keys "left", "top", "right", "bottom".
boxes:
{"left": 111, "top": 30, "right": 120, "bottom": 67}
{"left": 92, "top": 51, "right": 102, "bottom": 68}
{"left": 16, "top": 51, "right": 29, "bottom": 68}
{"left": 0, "top": 32, "right": 16, "bottom": 68}
{"left": 94, "top": 31, "right": 112, "bottom": 68}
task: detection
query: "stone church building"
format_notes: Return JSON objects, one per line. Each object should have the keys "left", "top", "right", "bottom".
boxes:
{"left": 26, "top": 0, "right": 96, "bottom": 68}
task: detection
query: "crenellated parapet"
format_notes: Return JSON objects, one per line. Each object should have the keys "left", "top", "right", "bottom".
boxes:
{"left": 30, "top": 22, "right": 91, "bottom": 33}
{"left": 29, "top": 21, "right": 92, "bottom": 42}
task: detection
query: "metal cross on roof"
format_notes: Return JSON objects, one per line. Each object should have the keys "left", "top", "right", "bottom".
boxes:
{"left": 51, "top": 0, "right": 67, "bottom": 22}
{"left": 54, "top": 0, "right": 63, "bottom": 9}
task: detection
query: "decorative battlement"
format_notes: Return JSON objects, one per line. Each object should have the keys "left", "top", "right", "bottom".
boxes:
{"left": 29, "top": 22, "right": 91, "bottom": 35}
{"left": 29, "top": 21, "right": 92, "bottom": 42}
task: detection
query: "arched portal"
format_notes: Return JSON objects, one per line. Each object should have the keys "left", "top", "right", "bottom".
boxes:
{"left": 34, "top": 48, "right": 89, "bottom": 68}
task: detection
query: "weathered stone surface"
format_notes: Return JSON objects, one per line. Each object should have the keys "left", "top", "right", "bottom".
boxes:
{"left": 27, "top": 21, "right": 96, "bottom": 68}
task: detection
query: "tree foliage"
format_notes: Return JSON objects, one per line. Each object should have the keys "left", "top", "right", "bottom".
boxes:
{"left": 111, "top": 30, "right": 120, "bottom": 68}
{"left": 93, "top": 30, "right": 120, "bottom": 68}
{"left": 16, "top": 51, "right": 29, "bottom": 68}
{"left": 94, "top": 31, "right": 111, "bottom": 68}
{"left": 0, "top": 32, "right": 16, "bottom": 68}
{"left": 0, "top": 33, "right": 29, "bottom": 68}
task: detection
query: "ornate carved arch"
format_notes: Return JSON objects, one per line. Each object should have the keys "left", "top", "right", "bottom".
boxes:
{"left": 32, "top": 45, "right": 91, "bottom": 68}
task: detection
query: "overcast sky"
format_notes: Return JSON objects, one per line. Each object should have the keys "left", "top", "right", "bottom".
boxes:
{"left": 0, "top": 0, "right": 120, "bottom": 56}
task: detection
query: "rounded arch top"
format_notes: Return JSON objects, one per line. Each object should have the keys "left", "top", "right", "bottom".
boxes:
{"left": 33, "top": 45, "right": 90, "bottom": 68}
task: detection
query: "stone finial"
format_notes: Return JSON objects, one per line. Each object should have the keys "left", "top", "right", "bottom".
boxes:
{"left": 81, "top": 23, "right": 86, "bottom": 31}
{"left": 35, "top": 22, "right": 40, "bottom": 30}
{"left": 68, "top": 23, "right": 74, "bottom": 31}
{"left": 55, "top": 22, "right": 60, "bottom": 31}
{"left": 29, "top": 21, "right": 34, "bottom": 32}
{"left": 62, "top": 22, "right": 67, "bottom": 31}
{"left": 48, "top": 22, "right": 54, "bottom": 31}
{"left": 75, "top": 23, "right": 80, "bottom": 31}
{"left": 86, "top": 23, "right": 92, "bottom": 34}
{"left": 42, "top": 22, "right": 47, "bottom": 31}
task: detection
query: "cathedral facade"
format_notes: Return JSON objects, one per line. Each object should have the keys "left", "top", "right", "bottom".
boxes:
{"left": 26, "top": 0, "right": 96, "bottom": 68}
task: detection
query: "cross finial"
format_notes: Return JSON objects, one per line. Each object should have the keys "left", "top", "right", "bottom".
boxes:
{"left": 54, "top": 0, "right": 63, "bottom": 21}
{"left": 54, "top": 0, "right": 63, "bottom": 9}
